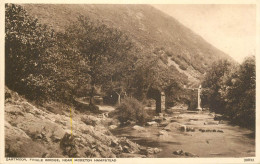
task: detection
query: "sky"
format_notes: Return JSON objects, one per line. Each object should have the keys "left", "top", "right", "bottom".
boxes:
{"left": 152, "top": 4, "right": 256, "bottom": 63}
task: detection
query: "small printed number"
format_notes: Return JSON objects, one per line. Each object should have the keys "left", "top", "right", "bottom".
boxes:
{"left": 244, "top": 158, "right": 254, "bottom": 162}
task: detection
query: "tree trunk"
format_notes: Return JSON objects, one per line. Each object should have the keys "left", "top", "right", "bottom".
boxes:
{"left": 116, "top": 92, "right": 121, "bottom": 105}
{"left": 89, "top": 84, "right": 95, "bottom": 106}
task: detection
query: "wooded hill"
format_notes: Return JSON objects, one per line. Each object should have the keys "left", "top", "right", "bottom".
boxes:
{"left": 22, "top": 4, "right": 234, "bottom": 83}
{"left": 5, "top": 4, "right": 234, "bottom": 107}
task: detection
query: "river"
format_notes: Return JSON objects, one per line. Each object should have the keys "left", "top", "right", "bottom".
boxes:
{"left": 111, "top": 110, "right": 255, "bottom": 158}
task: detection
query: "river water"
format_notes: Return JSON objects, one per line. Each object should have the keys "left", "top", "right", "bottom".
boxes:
{"left": 111, "top": 110, "right": 255, "bottom": 158}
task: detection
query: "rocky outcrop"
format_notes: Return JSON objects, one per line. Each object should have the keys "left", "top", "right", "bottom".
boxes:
{"left": 4, "top": 87, "right": 154, "bottom": 158}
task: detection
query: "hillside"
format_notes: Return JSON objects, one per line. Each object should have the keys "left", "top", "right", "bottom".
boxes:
{"left": 22, "top": 4, "right": 234, "bottom": 86}
{"left": 5, "top": 87, "right": 161, "bottom": 158}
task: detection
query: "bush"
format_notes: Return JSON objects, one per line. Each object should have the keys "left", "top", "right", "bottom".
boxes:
{"left": 111, "top": 97, "right": 149, "bottom": 125}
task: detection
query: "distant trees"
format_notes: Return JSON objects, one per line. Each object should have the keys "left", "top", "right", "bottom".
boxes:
{"left": 202, "top": 56, "right": 255, "bottom": 130}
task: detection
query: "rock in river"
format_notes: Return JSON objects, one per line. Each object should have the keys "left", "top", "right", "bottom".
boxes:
{"left": 132, "top": 125, "right": 146, "bottom": 132}
{"left": 146, "top": 121, "right": 158, "bottom": 126}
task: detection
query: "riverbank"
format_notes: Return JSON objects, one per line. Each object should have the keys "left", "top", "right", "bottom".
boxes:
{"left": 4, "top": 87, "right": 160, "bottom": 158}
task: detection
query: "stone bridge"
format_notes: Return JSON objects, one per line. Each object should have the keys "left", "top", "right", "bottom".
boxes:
{"left": 147, "top": 85, "right": 202, "bottom": 113}
{"left": 147, "top": 88, "right": 165, "bottom": 113}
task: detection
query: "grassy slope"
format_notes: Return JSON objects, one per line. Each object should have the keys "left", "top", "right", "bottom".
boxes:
{"left": 22, "top": 4, "right": 234, "bottom": 86}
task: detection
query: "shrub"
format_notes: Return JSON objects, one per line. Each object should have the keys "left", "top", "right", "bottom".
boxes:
{"left": 111, "top": 97, "right": 149, "bottom": 125}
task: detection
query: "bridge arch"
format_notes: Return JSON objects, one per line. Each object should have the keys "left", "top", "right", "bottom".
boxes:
{"left": 147, "top": 88, "right": 165, "bottom": 113}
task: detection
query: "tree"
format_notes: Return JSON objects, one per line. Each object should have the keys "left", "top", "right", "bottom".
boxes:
{"left": 202, "top": 56, "right": 255, "bottom": 130}
{"left": 64, "top": 16, "right": 136, "bottom": 107}
{"left": 224, "top": 56, "right": 255, "bottom": 129}
{"left": 202, "top": 59, "right": 234, "bottom": 113}
{"left": 5, "top": 4, "right": 57, "bottom": 100}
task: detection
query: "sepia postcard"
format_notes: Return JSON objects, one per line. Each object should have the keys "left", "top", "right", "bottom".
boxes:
{"left": 0, "top": 0, "right": 259, "bottom": 164}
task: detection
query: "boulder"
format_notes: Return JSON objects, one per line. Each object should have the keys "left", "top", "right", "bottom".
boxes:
{"left": 132, "top": 125, "right": 146, "bottom": 132}
{"left": 208, "top": 113, "right": 215, "bottom": 117}
{"left": 119, "top": 153, "right": 146, "bottom": 158}
{"left": 110, "top": 140, "right": 119, "bottom": 147}
{"left": 60, "top": 133, "right": 79, "bottom": 157}
{"left": 164, "top": 122, "right": 187, "bottom": 132}
{"left": 184, "top": 151, "right": 198, "bottom": 157}
{"left": 173, "top": 150, "right": 198, "bottom": 157}
{"left": 158, "top": 130, "right": 168, "bottom": 136}
{"left": 146, "top": 121, "right": 158, "bottom": 126}
{"left": 109, "top": 125, "right": 118, "bottom": 130}
{"left": 153, "top": 148, "right": 162, "bottom": 154}
{"left": 204, "top": 121, "right": 219, "bottom": 125}
{"left": 158, "top": 121, "right": 169, "bottom": 127}
{"left": 218, "top": 120, "right": 229, "bottom": 124}
{"left": 201, "top": 129, "right": 205, "bottom": 132}
{"left": 186, "top": 127, "right": 195, "bottom": 132}
{"left": 51, "top": 127, "right": 66, "bottom": 142}
{"left": 180, "top": 125, "right": 186, "bottom": 131}
{"left": 152, "top": 116, "right": 164, "bottom": 123}
{"left": 123, "top": 120, "right": 136, "bottom": 126}
{"left": 118, "top": 137, "right": 140, "bottom": 154}
{"left": 173, "top": 149, "right": 184, "bottom": 155}
{"left": 81, "top": 115, "right": 100, "bottom": 126}
{"left": 217, "top": 130, "right": 224, "bottom": 133}
{"left": 139, "top": 147, "right": 162, "bottom": 155}
{"left": 214, "top": 114, "right": 223, "bottom": 120}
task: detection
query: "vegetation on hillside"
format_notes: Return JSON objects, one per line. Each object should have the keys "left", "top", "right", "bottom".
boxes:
{"left": 5, "top": 4, "right": 57, "bottom": 101}
{"left": 5, "top": 4, "right": 189, "bottom": 109}
{"left": 22, "top": 4, "right": 234, "bottom": 85}
{"left": 202, "top": 56, "right": 255, "bottom": 130}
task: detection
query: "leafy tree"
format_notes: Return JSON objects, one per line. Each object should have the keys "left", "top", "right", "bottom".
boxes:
{"left": 5, "top": 4, "right": 56, "bottom": 100}
{"left": 64, "top": 16, "right": 136, "bottom": 106}
{"left": 5, "top": 4, "right": 88, "bottom": 103}
{"left": 223, "top": 56, "right": 255, "bottom": 129}
{"left": 202, "top": 56, "right": 255, "bottom": 130}
{"left": 202, "top": 59, "right": 234, "bottom": 113}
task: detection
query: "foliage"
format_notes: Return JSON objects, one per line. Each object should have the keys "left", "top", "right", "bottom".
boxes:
{"left": 63, "top": 15, "right": 137, "bottom": 104}
{"left": 5, "top": 4, "right": 56, "bottom": 101}
{"left": 5, "top": 4, "right": 86, "bottom": 103}
{"left": 202, "top": 56, "right": 255, "bottom": 129}
{"left": 5, "top": 4, "right": 138, "bottom": 105}
{"left": 202, "top": 59, "right": 234, "bottom": 113}
{"left": 110, "top": 97, "right": 149, "bottom": 125}
{"left": 6, "top": 4, "right": 214, "bottom": 114}
{"left": 222, "top": 56, "right": 255, "bottom": 129}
